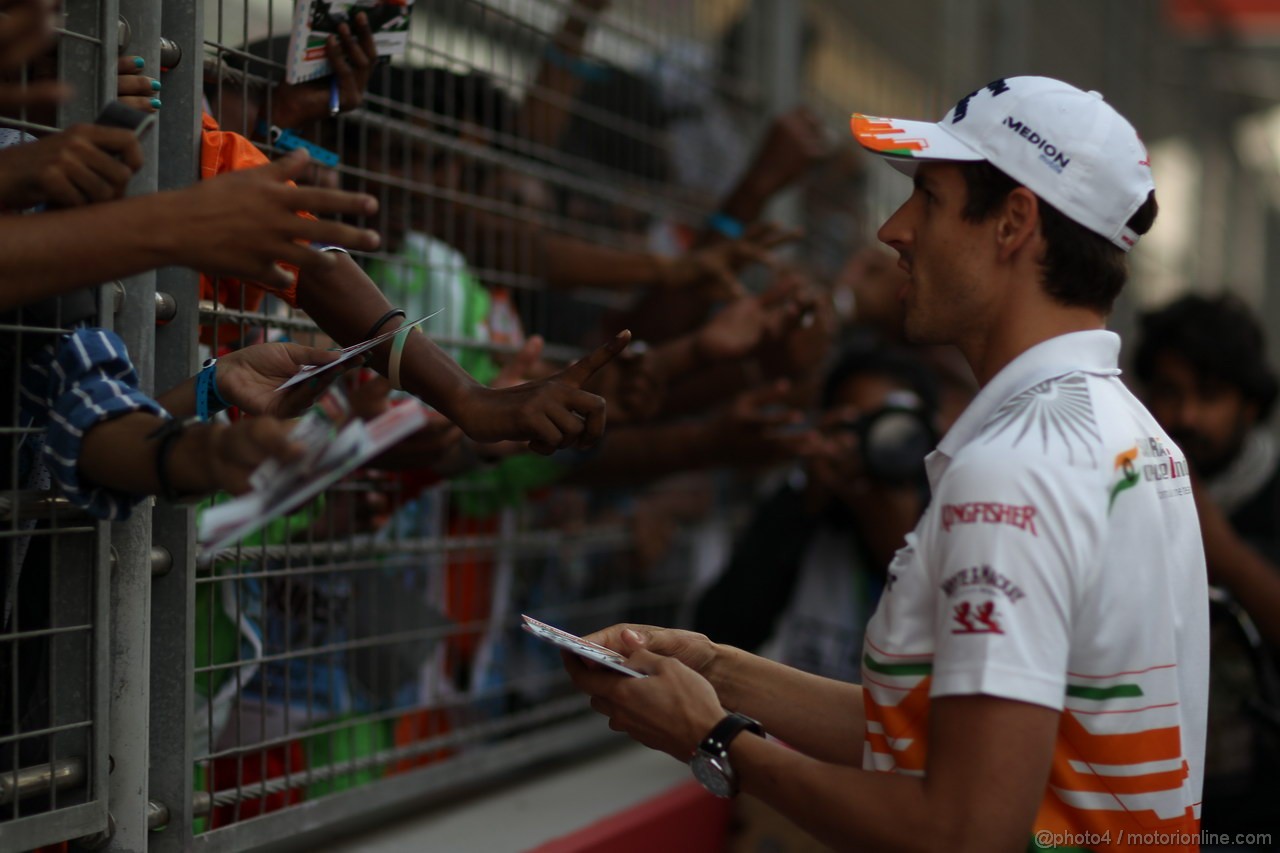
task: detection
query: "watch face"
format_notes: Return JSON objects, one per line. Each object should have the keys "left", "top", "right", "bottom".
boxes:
{"left": 690, "top": 753, "right": 734, "bottom": 798}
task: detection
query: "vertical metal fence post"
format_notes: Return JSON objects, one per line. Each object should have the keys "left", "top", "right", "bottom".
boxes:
{"left": 106, "top": 1, "right": 160, "bottom": 849}
{"left": 147, "top": 0, "right": 204, "bottom": 848}
{"left": 746, "top": 0, "right": 802, "bottom": 229}
{"left": 942, "top": 0, "right": 984, "bottom": 94}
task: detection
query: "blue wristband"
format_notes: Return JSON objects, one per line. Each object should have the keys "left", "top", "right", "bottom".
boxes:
{"left": 706, "top": 212, "right": 746, "bottom": 240}
{"left": 257, "top": 122, "right": 341, "bottom": 168}
{"left": 209, "top": 360, "right": 231, "bottom": 409}
{"left": 196, "top": 358, "right": 228, "bottom": 421}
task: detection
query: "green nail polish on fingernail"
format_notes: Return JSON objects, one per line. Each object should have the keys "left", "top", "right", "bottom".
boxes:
{"left": 134, "top": 57, "right": 144, "bottom": 68}
{"left": 151, "top": 79, "right": 161, "bottom": 91}
{"left": 150, "top": 98, "right": 162, "bottom": 109}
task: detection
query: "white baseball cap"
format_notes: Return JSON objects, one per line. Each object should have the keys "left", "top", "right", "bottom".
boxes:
{"left": 850, "top": 76, "right": 1154, "bottom": 252}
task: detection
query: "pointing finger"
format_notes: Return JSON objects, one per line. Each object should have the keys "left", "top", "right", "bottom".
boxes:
{"left": 559, "top": 330, "right": 631, "bottom": 388}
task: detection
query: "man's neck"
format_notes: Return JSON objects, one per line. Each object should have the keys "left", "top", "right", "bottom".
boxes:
{"left": 961, "top": 298, "right": 1107, "bottom": 387}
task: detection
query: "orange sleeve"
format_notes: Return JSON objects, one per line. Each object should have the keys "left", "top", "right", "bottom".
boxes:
{"left": 198, "top": 113, "right": 313, "bottom": 345}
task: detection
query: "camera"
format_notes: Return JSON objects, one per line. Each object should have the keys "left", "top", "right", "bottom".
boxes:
{"left": 838, "top": 391, "right": 936, "bottom": 485}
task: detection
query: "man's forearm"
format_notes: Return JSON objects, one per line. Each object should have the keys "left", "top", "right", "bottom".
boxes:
{"left": 729, "top": 734, "right": 936, "bottom": 852}
{"left": 80, "top": 412, "right": 214, "bottom": 496}
{"left": 295, "top": 253, "right": 481, "bottom": 420}
{"left": 725, "top": 694, "right": 1057, "bottom": 853}
{"left": 708, "top": 644, "right": 865, "bottom": 766}
{"left": 518, "top": 5, "right": 594, "bottom": 149}
{"left": 703, "top": 173, "right": 774, "bottom": 246}
{"left": 0, "top": 194, "right": 178, "bottom": 312}
{"left": 156, "top": 376, "right": 198, "bottom": 417}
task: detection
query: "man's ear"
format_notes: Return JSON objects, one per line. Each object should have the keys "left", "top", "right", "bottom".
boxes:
{"left": 996, "top": 186, "right": 1040, "bottom": 261}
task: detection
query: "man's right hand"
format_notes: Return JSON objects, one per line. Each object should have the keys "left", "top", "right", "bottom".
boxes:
{"left": 581, "top": 623, "right": 721, "bottom": 679}
{"left": 165, "top": 417, "right": 304, "bottom": 497}
{"left": 452, "top": 330, "right": 631, "bottom": 453}
{"left": 163, "top": 149, "right": 381, "bottom": 291}
{"left": 0, "top": 123, "right": 143, "bottom": 209}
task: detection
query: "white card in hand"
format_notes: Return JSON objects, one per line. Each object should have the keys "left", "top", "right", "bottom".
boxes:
{"left": 276, "top": 308, "right": 444, "bottom": 392}
{"left": 521, "top": 615, "right": 646, "bottom": 678}
{"left": 198, "top": 401, "right": 431, "bottom": 558}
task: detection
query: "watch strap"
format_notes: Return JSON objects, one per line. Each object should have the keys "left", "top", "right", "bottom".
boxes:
{"left": 697, "top": 712, "right": 764, "bottom": 760}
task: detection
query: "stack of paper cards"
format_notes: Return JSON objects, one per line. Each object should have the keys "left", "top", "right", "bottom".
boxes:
{"left": 199, "top": 393, "right": 430, "bottom": 558}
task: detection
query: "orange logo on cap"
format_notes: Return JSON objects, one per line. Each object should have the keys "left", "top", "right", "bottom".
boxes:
{"left": 851, "top": 114, "right": 928, "bottom": 155}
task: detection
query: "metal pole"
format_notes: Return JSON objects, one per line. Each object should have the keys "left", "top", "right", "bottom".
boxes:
{"left": 147, "top": 0, "right": 203, "bottom": 847}
{"left": 0, "top": 757, "right": 86, "bottom": 805}
{"left": 746, "top": 0, "right": 802, "bottom": 228}
{"left": 992, "top": 0, "right": 1029, "bottom": 80}
{"left": 942, "top": 0, "right": 984, "bottom": 95}
{"left": 106, "top": 0, "right": 160, "bottom": 848}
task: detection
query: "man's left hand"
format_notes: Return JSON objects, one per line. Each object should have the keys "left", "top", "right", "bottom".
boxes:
{"left": 216, "top": 341, "right": 345, "bottom": 417}
{"left": 565, "top": 646, "right": 725, "bottom": 761}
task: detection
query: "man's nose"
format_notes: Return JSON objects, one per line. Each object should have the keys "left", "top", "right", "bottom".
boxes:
{"left": 877, "top": 200, "right": 912, "bottom": 252}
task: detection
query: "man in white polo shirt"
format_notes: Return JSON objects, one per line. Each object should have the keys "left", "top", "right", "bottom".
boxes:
{"left": 564, "top": 77, "right": 1209, "bottom": 852}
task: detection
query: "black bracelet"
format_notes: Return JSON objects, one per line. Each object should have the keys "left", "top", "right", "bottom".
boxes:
{"left": 148, "top": 416, "right": 200, "bottom": 503}
{"left": 362, "top": 308, "right": 406, "bottom": 342}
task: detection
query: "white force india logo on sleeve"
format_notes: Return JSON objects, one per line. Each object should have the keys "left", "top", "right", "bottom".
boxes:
{"left": 1109, "top": 437, "right": 1191, "bottom": 512}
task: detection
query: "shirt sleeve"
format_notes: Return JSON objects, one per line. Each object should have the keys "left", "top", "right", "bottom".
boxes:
{"left": 198, "top": 115, "right": 307, "bottom": 312}
{"left": 41, "top": 329, "right": 168, "bottom": 521}
{"left": 924, "top": 447, "right": 1104, "bottom": 711}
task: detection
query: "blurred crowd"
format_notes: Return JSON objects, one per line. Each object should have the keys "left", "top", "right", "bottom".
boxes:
{"left": 0, "top": 0, "right": 1278, "bottom": 845}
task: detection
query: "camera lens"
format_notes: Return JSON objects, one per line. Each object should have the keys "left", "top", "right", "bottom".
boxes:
{"left": 860, "top": 407, "right": 934, "bottom": 484}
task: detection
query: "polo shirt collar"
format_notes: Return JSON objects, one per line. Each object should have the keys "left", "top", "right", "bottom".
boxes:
{"left": 935, "top": 329, "right": 1122, "bottom": 463}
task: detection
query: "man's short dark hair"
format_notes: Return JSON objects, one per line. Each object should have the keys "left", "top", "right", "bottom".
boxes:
{"left": 956, "top": 161, "right": 1158, "bottom": 314}
{"left": 1134, "top": 293, "right": 1279, "bottom": 420}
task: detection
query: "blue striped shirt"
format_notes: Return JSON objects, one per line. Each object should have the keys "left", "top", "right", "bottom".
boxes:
{"left": 20, "top": 328, "right": 166, "bottom": 520}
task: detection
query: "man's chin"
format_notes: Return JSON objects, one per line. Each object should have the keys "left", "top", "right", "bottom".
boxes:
{"left": 902, "top": 316, "right": 943, "bottom": 347}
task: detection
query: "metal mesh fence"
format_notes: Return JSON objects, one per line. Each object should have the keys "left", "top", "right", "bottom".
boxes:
{"left": 0, "top": 2, "right": 1254, "bottom": 851}
{"left": 0, "top": 0, "right": 963, "bottom": 849}
{"left": 0, "top": 2, "right": 941, "bottom": 851}
{"left": 0, "top": 2, "right": 117, "bottom": 851}
{"left": 187, "top": 4, "right": 757, "bottom": 849}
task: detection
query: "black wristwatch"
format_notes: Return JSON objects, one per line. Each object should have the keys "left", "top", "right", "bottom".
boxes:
{"left": 689, "top": 712, "right": 764, "bottom": 798}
